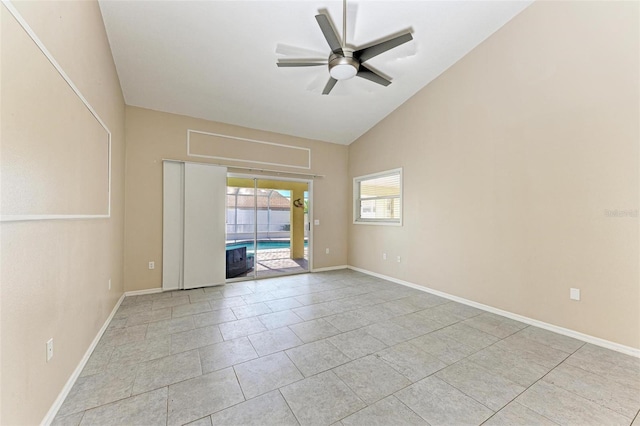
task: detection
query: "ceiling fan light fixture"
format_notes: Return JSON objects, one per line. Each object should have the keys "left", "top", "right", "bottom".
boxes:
{"left": 328, "top": 52, "right": 359, "bottom": 80}
{"left": 330, "top": 63, "right": 357, "bottom": 80}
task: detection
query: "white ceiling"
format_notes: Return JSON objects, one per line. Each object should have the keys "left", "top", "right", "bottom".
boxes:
{"left": 99, "top": 1, "right": 532, "bottom": 145}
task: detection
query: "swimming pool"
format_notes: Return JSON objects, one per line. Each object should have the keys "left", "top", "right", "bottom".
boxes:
{"left": 226, "top": 240, "right": 308, "bottom": 252}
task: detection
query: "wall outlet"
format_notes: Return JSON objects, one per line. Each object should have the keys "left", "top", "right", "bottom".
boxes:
{"left": 148, "top": 261, "right": 155, "bottom": 270}
{"left": 325, "top": 248, "right": 330, "bottom": 254}
{"left": 397, "top": 256, "right": 401, "bottom": 263}
{"left": 108, "top": 279, "right": 111, "bottom": 290}
{"left": 46, "top": 338, "right": 53, "bottom": 362}
{"left": 314, "top": 219, "right": 320, "bottom": 226}
{"left": 383, "top": 253, "right": 387, "bottom": 260}
{"left": 570, "top": 288, "right": 580, "bottom": 301}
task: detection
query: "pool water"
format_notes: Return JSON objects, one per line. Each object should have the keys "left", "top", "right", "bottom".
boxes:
{"left": 226, "top": 240, "right": 308, "bottom": 252}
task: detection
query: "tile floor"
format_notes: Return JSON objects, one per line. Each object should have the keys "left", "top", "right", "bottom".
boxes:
{"left": 53, "top": 270, "right": 640, "bottom": 426}
{"left": 234, "top": 248, "right": 309, "bottom": 279}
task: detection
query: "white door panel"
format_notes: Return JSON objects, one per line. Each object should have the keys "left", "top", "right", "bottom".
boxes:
{"left": 183, "top": 163, "right": 226, "bottom": 289}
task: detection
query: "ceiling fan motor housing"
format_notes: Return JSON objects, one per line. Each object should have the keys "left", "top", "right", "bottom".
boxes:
{"left": 329, "top": 49, "right": 359, "bottom": 80}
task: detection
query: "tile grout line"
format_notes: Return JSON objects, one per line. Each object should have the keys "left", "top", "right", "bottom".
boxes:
{"left": 231, "top": 365, "right": 248, "bottom": 404}
{"left": 164, "top": 385, "right": 170, "bottom": 426}
{"left": 531, "top": 342, "right": 640, "bottom": 422}
{"left": 278, "top": 352, "right": 364, "bottom": 424}
{"left": 276, "top": 388, "right": 301, "bottom": 426}
{"left": 560, "top": 348, "right": 640, "bottom": 391}
{"left": 385, "top": 322, "right": 571, "bottom": 425}
{"left": 478, "top": 341, "right": 584, "bottom": 425}
{"left": 393, "top": 395, "right": 429, "bottom": 425}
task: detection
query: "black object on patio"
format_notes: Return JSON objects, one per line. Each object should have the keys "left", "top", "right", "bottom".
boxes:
{"left": 226, "top": 246, "right": 254, "bottom": 278}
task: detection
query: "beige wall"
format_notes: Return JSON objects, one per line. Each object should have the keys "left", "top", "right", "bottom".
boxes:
{"left": 348, "top": 1, "right": 639, "bottom": 349}
{"left": 124, "top": 106, "right": 348, "bottom": 292}
{"left": 0, "top": 1, "right": 126, "bottom": 424}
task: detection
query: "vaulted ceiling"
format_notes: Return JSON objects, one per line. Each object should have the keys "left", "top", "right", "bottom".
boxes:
{"left": 99, "top": 1, "right": 532, "bottom": 145}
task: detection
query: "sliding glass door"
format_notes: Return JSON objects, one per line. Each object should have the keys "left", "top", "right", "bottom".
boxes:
{"left": 226, "top": 176, "right": 309, "bottom": 280}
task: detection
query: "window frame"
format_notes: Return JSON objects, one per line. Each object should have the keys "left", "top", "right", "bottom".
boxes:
{"left": 353, "top": 168, "right": 403, "bottom": 226}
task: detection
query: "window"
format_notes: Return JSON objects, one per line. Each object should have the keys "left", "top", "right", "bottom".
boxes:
{"left": 353, "top": 168, "right": 402, "bottom": 225}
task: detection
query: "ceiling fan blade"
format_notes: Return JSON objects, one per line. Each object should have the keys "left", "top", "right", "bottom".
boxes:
{"left": 315, "top": 14, "right": 343, "bottom": 54}
{"left": 275, "top": 43, "right": 326, "bottom": 59}
{"left": 277, "top": 60, "right": 327, "bottom": 67}
{"left": 322, "top": 77, "right": 338, "bottom": 95}
{"left": 346, "top": 1, "right": 358, "bottom": 46}
{"left": 306, "top": 72, "right": 330, "bottom": 93}
{"left": 356, "top": 65, "right": 391, "bottom": 87}
{"left": 355, "top": 32, "right": 413, "bottom": 63}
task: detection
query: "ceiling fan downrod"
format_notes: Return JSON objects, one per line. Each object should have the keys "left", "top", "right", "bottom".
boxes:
{"left": 329, "top": 0, "right": 358, "bottom": 81}
{"left": 342, "top": 0, "right": 347, "bottom": 48}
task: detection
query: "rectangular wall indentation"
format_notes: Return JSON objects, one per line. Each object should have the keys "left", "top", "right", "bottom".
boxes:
{"left": 187, "top": 130, "right": 311, "bottom": 170}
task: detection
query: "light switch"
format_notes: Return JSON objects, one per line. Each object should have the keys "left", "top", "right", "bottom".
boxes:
{"left": 314, "top": 219, "right": 320, "bottom": 226}
{"left": 570, "top": 288, "right": 580, "bottom": 301}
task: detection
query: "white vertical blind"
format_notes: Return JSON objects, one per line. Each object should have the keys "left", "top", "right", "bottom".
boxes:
{"left": 162, "top": 161, "right": 227, "bottom": 290}
{"left": 183, "top": 163, "right": 227, "bottom": 289}
{"left": 354, "top": 168, "right": 402, "bottom": 224}
{"left": 162, "top": 161, "right": 184, "bottom": 291}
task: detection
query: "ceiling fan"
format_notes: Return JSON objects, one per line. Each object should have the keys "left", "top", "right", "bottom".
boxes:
{"left": 277, "top": 0, "right": 414, "bottom": 95}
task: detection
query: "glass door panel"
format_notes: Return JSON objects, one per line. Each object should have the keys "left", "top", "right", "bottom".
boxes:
{"left": 226, "top": 177, "right": 310, "bottom": 281}
{"left": 254, "top": 182, "right": 307, "bottom": 278}
{"left": 225, "top": 184, "right": 256, "bottom": 279}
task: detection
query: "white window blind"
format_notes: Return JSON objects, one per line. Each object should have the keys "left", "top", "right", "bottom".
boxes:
{"left": 354, "top": 168, "right": 402, "bottom": 225}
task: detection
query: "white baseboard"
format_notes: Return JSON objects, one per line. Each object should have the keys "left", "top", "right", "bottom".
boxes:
{"left": 42, "top": 293, "right": 126, "bottom": 425}
{"left": 348, "top": 266, "right": 640, "bottom": 359}
{"left": 311, "top": 265, "right": 348, "bottom": 273}
{"left": 124, "top": 287, "right": 163, "bottom": 296}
